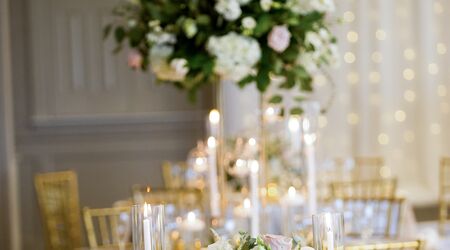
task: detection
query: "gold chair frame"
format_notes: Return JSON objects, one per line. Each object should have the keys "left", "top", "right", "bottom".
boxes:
{"left": 353, "top": 156, "right": 384, "bottom": 180}
{"left": 34, "top": 170, "right": 82, "bottom": 250}
{"left": 83, "top": 206, "right": 131, "bottom": 248}
{"left": 337, "top": 197, "right": 405, "bottom": 238}
{"left": 345, "top": 239, "right": 425, "bottom": 250}
{"left": 330, "top": 178, "right": 397, "bottom": 199}
{"left": 439, "top": 157, "right": 450, "bottom": 235}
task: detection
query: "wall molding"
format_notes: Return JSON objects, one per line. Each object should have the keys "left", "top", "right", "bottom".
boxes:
{"left": 31, "top": 110, "right": 206, "bottom": 127}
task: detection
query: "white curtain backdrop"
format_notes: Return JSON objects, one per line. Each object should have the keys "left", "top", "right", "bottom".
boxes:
{"left": 223, "top": 0, "right": 450, "bottom": 205}
{"left": 316, "top": 0, "right": 450, "bottom": 205}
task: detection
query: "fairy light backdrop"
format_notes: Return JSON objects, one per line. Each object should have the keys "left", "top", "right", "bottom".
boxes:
{"left": 316, "top": 0, "right": 450, "bottom": 205}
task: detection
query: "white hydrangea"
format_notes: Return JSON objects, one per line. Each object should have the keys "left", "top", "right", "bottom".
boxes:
{"left": 238, "top": 0, "right": 252, "bottom": 4}
{"left": 207, "top": 32, "right": 261, "bottom": 82}
{"left": 286, "top": 0, "right": 335, "bottom": 15}
{"left": 215, "top": 0, "right": 242, "bottom": 21}
{"left": 260, "top": 0, "right": 272, "bottom": 11}
{"left": 150, "top": 45, "right": 189, "bottom": 81}
{"left": 146, "top": 32, "right": 176, "bottom": 45}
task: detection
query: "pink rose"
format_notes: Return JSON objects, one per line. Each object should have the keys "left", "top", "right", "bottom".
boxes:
{"left": 128, "top": 50, "right": 143, "bottom": 69}
{"left": 263, "top": 234, "right": 293, "bottom": 250}
{"left": 268, "top": 25, "right": 291, "bottom": 53}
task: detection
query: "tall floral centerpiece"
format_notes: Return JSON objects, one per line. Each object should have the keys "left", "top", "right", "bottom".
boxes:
{"left": 106, "top": 0, "right": 338, "bottom": 107}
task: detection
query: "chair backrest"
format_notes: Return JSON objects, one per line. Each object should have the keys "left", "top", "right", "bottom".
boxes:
{"left": 34, "top": 170, "right": 82, "bottom": 250}
{"left": 345, "top": 239, "right": 425, "bottom": 250}
{"left": 83, "top": 206, "right": 131, "bottom": 248}
{"left": 131, "top": 187, "right": 203, "bottom": 212}
{"left": 330, "top": 178, "right": 397, "bottom": 199}
{"left": 439, "top": 157, "right": 450, "bottom": 234}
{"left": 354, "top": 156, "right": 385, "bottom": 180}
{"left": 162, "top": 161, "right": 188, "bottom": 188}
{"left": 333, "top": 197, "right": 404, "bottom": 238}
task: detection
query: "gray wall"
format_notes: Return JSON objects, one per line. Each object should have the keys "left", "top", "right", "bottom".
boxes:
{"left": 9, "top": 0, "right": 211, "bottom": 248}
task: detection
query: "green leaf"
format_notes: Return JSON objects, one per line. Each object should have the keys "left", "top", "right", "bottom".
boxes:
{"left": 269, "top": 95, "right": 282, "bottom": 104}
{"left": 114, "top": 27, "right": 126, "bottom": 43}
{"left": 280, "top": 70, "right": 296, "bottom": 89}
{"left": 290, "top": 107, "right": 304, "bottom": 115}
{"left": 196, "top": 15, "right": 211, "bottom": 25}
{"left": 238, "top": 75, "right": 255, "bottom": 88}
{"left": 300, "top": 77, "right": 313, "bottom": 91}
{"left": 254, "top": 14, "right": 272, "bottom": 37}
{"left": 256, "top": 67, "right": 270, "bottom": 92}
{"left": 294, "top": 96, "right": 306, "bottom": 102}
{"left": 128, "top": 27, "right": 145, "bottom": 47}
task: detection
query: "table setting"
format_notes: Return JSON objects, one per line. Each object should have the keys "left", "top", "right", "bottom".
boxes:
{"left": 28, "top": 0, "right": 450, "bottom": 249}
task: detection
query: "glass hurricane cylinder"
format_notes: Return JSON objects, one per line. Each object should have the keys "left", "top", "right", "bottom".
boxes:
{"left": 313, "top": 212, "right": 344, "bottom": 250}
{"left": 132, "top": 204, "right": 165, "bottom": 250}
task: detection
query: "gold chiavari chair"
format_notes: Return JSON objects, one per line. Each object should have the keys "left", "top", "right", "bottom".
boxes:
{"left": 334, "top": 197, "right": 405, "bottom": 238}
{"left": 162, "top": 161, "right": 188, "bottom": 188}
{"left": 34, "top": 170, "right": 82, "bottom": 250}
{"left": 330, "top": 178, "right": 397, "bottom": 199}
{"left": 345, "top": 239, "right": 425, "bottom": 250}
{"left": 83, "top": 206, "right": 131, "bottom": 248}
{"left": 131, "top": 187, "right": 203, "bottom": 212}
{"left": 353, "top": 156, "right": 385, "bottom": 180}
{"left": 439, "top": 157, "right": 450, "bottom": 235}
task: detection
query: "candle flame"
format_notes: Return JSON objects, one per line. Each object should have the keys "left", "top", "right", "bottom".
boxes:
{"left": 187, "top": 211, "right": 196, "bottom": 222}
{"left": 209, "top": 109, "right": 220, "bottom": 124}
{"left": 207, "top": 136, "right": 217, "bottom": 148}
{"left": 250, "top": 160, "right": 259, "bottom": 173}
{"left": 288, "top": 186, "right": 296, "bottom": 197}
{"left": 265, "top": 107, "right": 275, "bottom": 117}
{"left": 144, "top": 202, "right": 150, "bottom": 217}
{"left": 195, "top": 157, "right": 205, "bottom": 165}
{"left": 288, "top": 117, "right": 300, "bottom": 132}
{"left": 243, "top": 198, "right": 251, "bottom": 209}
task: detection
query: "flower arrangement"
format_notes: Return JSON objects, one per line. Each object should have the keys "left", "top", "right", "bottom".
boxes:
{"left": 209, "top": 231, "right": 314, "bottom": 250}
{"left": 106, "top": 0, "right": 338, "bottom": 104}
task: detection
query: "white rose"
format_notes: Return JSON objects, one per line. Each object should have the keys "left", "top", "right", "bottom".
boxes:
{"left": 326, "top": 44, "right": 340, "bottom": 67}
{"left": 297, "top": 52, "right": 318, "bottom": 73}
{"left": 128, "top": 19, "right": 137, "bottom": 28}
{"left": 305, "top": 31, "right": 323, "bottom": 49}
{"left": 242, "top": 17, "right": 257, "bottom": 30}
{"left": 150, "top": 46, "right": 188, "bottom": 82}
{"left": 286, "top": 0, "right": 314, "bottom": 15}
{"left": 260, "top": 0, "right": 272, "bottom": 11}
{"left": 311, "top": 0, "right": 335, "bottom": 13}
{"left": 170, "top": 58, "right": 189, "bottom": 78}
{"left": 215, "top": 0, "right": 242, "bottom": 21}
{"left": 318, "top": 28, "right": 330, "bottom": 41}
{"left": 208, "top": 239, "right": 234, "bottom": 250}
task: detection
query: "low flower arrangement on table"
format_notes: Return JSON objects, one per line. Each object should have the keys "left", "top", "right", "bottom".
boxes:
{"left": 107, "top": 0, "right": 338, "bottom": 108}
{"left": 208, "top": 231, "right": 314, "bottom": 250}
